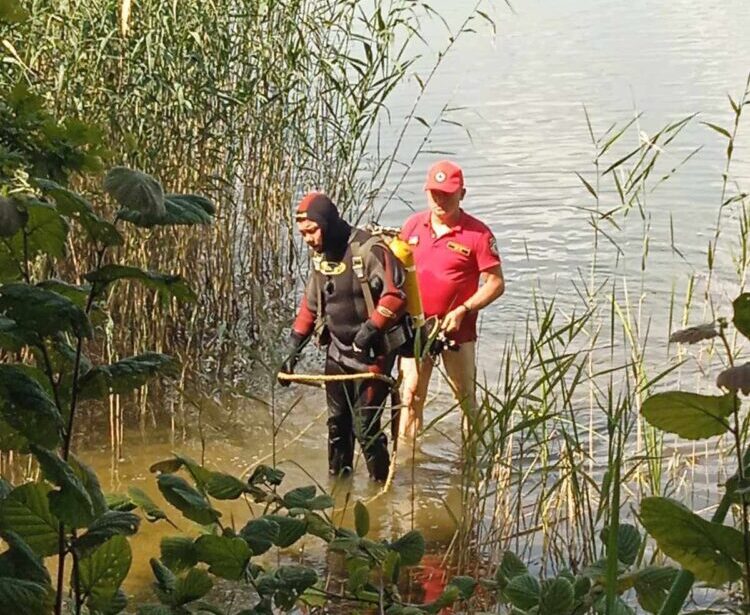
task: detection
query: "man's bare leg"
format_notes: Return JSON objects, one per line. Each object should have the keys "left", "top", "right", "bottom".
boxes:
{"left": 398, "top": 355, "right": 434, "bottom": 441}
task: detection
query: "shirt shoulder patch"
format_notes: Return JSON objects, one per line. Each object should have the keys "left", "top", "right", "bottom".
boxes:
{"left": 489, "top": 235, "right": 499, "bottom": 257}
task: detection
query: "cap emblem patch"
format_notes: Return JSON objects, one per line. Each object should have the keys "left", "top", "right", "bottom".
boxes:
{"left": 434, "top": 171, "right": 446, "bottom": 183}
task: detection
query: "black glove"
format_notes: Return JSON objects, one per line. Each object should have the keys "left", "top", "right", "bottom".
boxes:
{"left": 352, "top": 320, "right": 379, "bottom": 363}
{"left": 278, "top": 331, "right": 306, "bottom": 387}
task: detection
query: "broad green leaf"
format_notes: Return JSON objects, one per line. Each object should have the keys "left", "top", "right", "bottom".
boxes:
{"left": 0, "top": 282, "right": 91, "bottom": 339}
{"left": 641, "top": 391, "right": 735, "bottom": 439}
{"left": 0, "top": 530, "right": 50, "bottom": 583}
{"left": 10, "top": 199, "right": 68, "bottom": 259}
{"left": 240, "top": 517, "right": 279, "bottom": 555}
{"left": 247, "top": 464, "right": 284, "bottom": 486}
{"left": 0, "top": 577, "right": 50, "bottom": 614}
{"left": 127, "top": 486, "right": 170, "bottom": 523}
{"left": 30, "top": 445, "right": 94, "bottom": 527}
{"left": 0, "top": 316, "right": 36, "bottom": 351}
{"left": 104, "top": 167, "right": 165, "bottom": 218}
{"left": 539, "top": 577, "right": 574, "bottom": 615}
{"left": 149, "top": 558, "right": 176, "bottom": 593}
{"left": 345, "top": 558, "right": 369, "bottom": 593}
{"left": 390, "top": 530, "right": 424, "bottom": 566}
{"left": 265, "top": 514, "right": 306, "bottom": 548}
{"left": 427, "top": 584, "right": 461, "bottom": 612}
{"left": 69, "top": 455, "right": 109, "bottom": 518}
{"left": 157, "top": 474, "right": 221, "bottom": 526}
{"left": 205, "top": 472, "right": 248, "bottom": 500}
{"left": 195, "top": 534, "right": 250, "bottom": 580}
{"left": 633, "top": 566, "right": 679, "bottom": 614}
{"left": 354, "top": 500, "right": 369, "bottom": 537}
{"left": 280, "top": 484, "right": 332, "bottom": 510}
{"left": 0, "top": 365, "right": 62, "bottom": 449}
{"left": 160, "top": 536, "right": 197, "bottom": 572}
{"left": 34, "top": 178, "right": 123, "bottom": 247}
{"left": 734, "top": 293, "right": 750, "bottom": 341}
{"left": 86, "top": 264, "right": 195, "bottom": 303}
{"left": 36, "top": 279, "right": 90, "bottom": 308}
{"left": 600, "top": 523, "right": 641, "bottom": 566}
{"left": 162, "top": 567, "right": 213, "bottom": 607}
{"left": 273, "top": 565, "right": 318, "bottom": 609}
{"left": 640, "top": 496, "right": 744, "bottom": 585}
{"left": 497, "top": 550, "right": 528, "bottom": 585}
{"left": 504, "top": 573, "right": 540, "bottom": 610}
{"left": 449, "top": 576, "right": 477, "bottom": 599}
{"left": 0, "top": 196, "right": 27, "bottom": 237}
{"left": 149, "top": 454, "right": 211, "bottom": 489}
{"left": 573, "top": 575, "right": 591, "bottom": 599}
{"left": 118, "top": 193, "right": 215, "bottom": 227}
{"left": 79, "top": 535, "right": 132, "bottom": 606}
{"left": 73, "top": 511, "right": 140, "bottom": 556}
{"left": 79, "top": 353, "right": 179, "bottom": 400}
{"left": 88, "top": 587, "right": 128, "bottom": 615}
{"left": 104, "top": 493, "right": 135, "bottom": 512}
{"left": 304, "top": 511, "right": 334, "bottom": 542}
{"left": 0, "top": 483, "right": 58, "bottom": 556}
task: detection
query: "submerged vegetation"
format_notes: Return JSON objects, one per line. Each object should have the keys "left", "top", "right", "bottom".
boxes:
{"left": 2, "top": 0, "right": 750, "bottom": 613}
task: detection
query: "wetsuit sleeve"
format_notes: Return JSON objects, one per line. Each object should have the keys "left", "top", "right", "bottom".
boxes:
{"left": 366, "top": 244, "right": 407, "bottom": 330}
{"left": 292, "top": 277, "right": 318, "bottom": 338}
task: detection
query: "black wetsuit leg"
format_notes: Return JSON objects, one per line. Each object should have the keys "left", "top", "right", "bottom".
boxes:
{"left": 324, "top": 353, "right": 393, "bottom": 481}
{"left": 325, "top": 355, "right": 355, "bottom": 477}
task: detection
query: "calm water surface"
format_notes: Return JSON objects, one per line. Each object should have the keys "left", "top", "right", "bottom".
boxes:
{"left": 79, "top": 0, "right": 750, "bottom": 599}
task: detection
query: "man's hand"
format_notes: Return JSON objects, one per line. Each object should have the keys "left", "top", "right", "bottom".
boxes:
{"left": 352, "top": 320, "right": 379, "bottom": 363}
{"left": 441, "top": 304, "right": 469, "bottom": 334}
{"left": 278, "top": 331, "right": 306, "bottom": 387}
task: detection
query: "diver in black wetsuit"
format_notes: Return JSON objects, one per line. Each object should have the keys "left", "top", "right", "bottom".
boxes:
{"left": 279, "top": 192, "right": 407, "bottom": 481}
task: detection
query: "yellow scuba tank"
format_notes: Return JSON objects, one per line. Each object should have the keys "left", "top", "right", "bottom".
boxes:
{"left": 364, "top": 223, "right": 425, "bottom": 328}
{"left": 383, "top": 235, "right": 425, "bottom": 328}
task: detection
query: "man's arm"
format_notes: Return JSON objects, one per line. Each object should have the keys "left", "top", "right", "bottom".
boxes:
{"left": 441, "top": 264, "right": 504, "bottom": 334}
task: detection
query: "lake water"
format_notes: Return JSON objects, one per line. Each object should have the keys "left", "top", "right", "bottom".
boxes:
{"left": 78, "top": 0, "right": 750, "bottom": 603}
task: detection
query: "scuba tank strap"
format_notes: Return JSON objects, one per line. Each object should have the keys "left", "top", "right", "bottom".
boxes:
{"left": 350, "top": 237, "right": 382, "bottom": 317}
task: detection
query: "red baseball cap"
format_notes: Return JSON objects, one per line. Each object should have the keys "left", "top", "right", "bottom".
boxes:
{"left": 424, "top": 160, "right": 464, "bottom": 193}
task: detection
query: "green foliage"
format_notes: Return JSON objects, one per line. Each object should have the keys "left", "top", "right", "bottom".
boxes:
{"left": 118, "top": 193, "right": 215, "bottom": 227}
{"left": 127, "top": 487, "right": 171, "bottom": 524}
{"left": 733, "top": 293, "right": 750, "bottom": 340}
{"left": 354, "top": 500, "right": 370, "bottom": 537}
{"left": 157, "top": 473, "right": 221, "bottom": 526}
{"left": 641, "top": 391, "right": 735, "bottom": 439}
{"left": 31, "top": 445, "right": 95, "bottom": 528}
{"left": 0, "top": 283, "right": 91, "bottom": 340}
{"left": 104, "top": 167, "right": 166, "bottom": 219}
{"left": 0, "top": 364, "right": 62, "bottom": 449}
{"left": 78, "top": 535, "right": 132, "bottom": 610}
{"left": 86, "top": 265, "right": 196, "bottom": 304}
{"left": 389, "top": 529, "right": 425, "bottom": 566}
{"left": 78, "top": 353, "right": 179, "bottom": 400}
{"left": 0, "top": 483, "right": 58, "bottom": 556}
{"left": 640, "top": 496, "right": 744, "bottom": 585}
{"left": 72, "top": 511, "right": 140, "bottom": 557}
{"left": 195, "top": 535, "right": 251, "bottom": 580}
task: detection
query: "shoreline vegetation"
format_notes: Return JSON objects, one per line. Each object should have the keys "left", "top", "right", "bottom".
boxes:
{"left": 2, "top": 0, "right": 750, "bottom": 613}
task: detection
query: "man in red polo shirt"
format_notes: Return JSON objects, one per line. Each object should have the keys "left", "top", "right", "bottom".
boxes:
{"left": 398, "top": 160, "right": 505, "bottom": 441}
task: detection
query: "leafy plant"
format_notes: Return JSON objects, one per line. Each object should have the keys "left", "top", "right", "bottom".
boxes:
{"left": 0, "top": 80, "right": 215, "bottom": 615}
{"left": 640, "top": 302, "right": 750, "bottom": 613}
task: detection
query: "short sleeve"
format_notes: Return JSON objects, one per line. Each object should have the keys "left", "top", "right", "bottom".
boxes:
{"left": 475, "top": 227, "right": 501, "bottom": 272}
